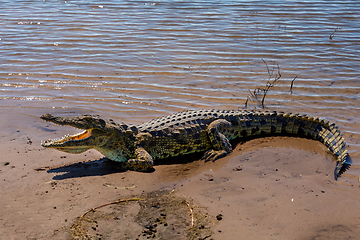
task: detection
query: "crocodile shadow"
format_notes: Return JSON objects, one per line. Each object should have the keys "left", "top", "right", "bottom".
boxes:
{"left": 46, "top": 153, "right": 205, "bottom": 180}
{"left": 46, "top": 158, "right": 127, "bottom": 180}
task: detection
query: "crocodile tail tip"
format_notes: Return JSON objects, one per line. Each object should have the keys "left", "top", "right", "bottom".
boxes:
{"left": 334, "top": 156, "right": 352, "bottom": 180}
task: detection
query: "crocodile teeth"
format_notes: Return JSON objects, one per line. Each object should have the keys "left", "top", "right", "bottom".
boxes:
{"left": 42, "top": 130, "right": 92, "bottom": 146}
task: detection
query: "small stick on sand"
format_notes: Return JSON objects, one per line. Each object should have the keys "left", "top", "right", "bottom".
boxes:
{"left": 185, "top": 200, "right": 194, "bottom": 227}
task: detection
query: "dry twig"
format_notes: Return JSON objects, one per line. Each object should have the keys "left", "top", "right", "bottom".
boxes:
{"left": 290, "top": 76, "right": 298, "bottom": 95}
{"left": 185, "top": 200, "right": 194, "bottom": 227}
{"left": 245, "top": 59, "right": 281, "bottom": 109}
{"left": 330, "top": 27, "right": 340, "bottom": 40}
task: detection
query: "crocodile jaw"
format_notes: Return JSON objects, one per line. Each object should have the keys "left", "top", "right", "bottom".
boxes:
{"left": 41, "top": 130, "right": 93, "bottom": 153}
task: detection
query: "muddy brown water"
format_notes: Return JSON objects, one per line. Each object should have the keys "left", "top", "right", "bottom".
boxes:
{"left": 0, "top": 1, "right": 359, "bottom": 238}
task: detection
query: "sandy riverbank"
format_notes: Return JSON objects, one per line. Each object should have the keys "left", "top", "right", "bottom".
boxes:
{"left": 1, "top": 109, "right": 359, "bottom": 239}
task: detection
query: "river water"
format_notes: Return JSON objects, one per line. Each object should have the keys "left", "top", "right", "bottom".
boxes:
{"left": 0, "top": 1, "right": 359, "bottom": 178}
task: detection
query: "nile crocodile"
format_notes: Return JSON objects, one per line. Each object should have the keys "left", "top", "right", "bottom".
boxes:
{"left": 41, "top": 109, "right": 351, "bottom": 180}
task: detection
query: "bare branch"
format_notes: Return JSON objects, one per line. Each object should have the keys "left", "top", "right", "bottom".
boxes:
{"left": 290, "top": 76, "right": 298, "bottom": 95}
{"left": 330, "top": 27, "right": 340, "bottom": 40}
{"left": 262, "top": 58, "right": 271, "bottom": 77}
{"left": 244, "top": 60, "right": 282, "bottom": 109}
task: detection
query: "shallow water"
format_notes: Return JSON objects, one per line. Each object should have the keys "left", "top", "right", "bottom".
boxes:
{"left": 0, "top": 1, "right": 359, "bottom": 178}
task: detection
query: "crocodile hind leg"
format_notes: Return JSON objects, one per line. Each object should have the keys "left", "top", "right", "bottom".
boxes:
{"left": 125, "top": 147, "right": 154, "bottom": 172}
{"left": 202, "top": 119, "right": 233, "bottom": 162}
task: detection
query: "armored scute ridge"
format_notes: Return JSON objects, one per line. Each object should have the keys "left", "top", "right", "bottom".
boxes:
{"left": 41, "top": 109, "right": 351, "bottom": 180}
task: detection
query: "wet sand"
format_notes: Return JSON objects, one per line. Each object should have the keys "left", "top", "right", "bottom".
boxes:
{"left": 1, "top": 109, "right": 359, "bottom": 239}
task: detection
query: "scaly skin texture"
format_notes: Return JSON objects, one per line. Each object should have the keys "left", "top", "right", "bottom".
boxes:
{"left": 41, "top": 109, "right": 351, "bottom": 179}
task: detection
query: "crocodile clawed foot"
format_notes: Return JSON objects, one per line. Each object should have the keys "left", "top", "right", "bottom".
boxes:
{"left": 202, "top": 149, "right": 228, "bottom": 162}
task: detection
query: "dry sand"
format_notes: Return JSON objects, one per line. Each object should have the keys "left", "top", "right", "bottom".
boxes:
{"left": 1, "top": 109, "right": 359, "bottom": 239}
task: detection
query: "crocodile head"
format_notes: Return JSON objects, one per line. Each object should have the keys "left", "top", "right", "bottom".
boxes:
{"left": 41, "top": 114, "right": 136, "bottom": 162}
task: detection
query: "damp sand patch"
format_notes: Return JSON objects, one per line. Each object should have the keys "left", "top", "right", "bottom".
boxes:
{"left": 53, "top": 190, "right": 215, "bottom": 240}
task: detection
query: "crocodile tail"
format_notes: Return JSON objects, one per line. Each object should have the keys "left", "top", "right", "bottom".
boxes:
{"left": 235, "top": 111, "right": 351, "bottom": 179}
{"left": 314, "top": 121, "right": 352, "bottom": 180}
{"left": 274, "top": 112, "right": 351, "bottom": 180}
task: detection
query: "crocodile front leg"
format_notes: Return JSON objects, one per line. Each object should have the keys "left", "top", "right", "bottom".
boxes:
{"left": 125, "top": 147, "right": 154, "bottom": 172}
{"left": 202, "top": 119, "right": 233, "bottom": 162}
